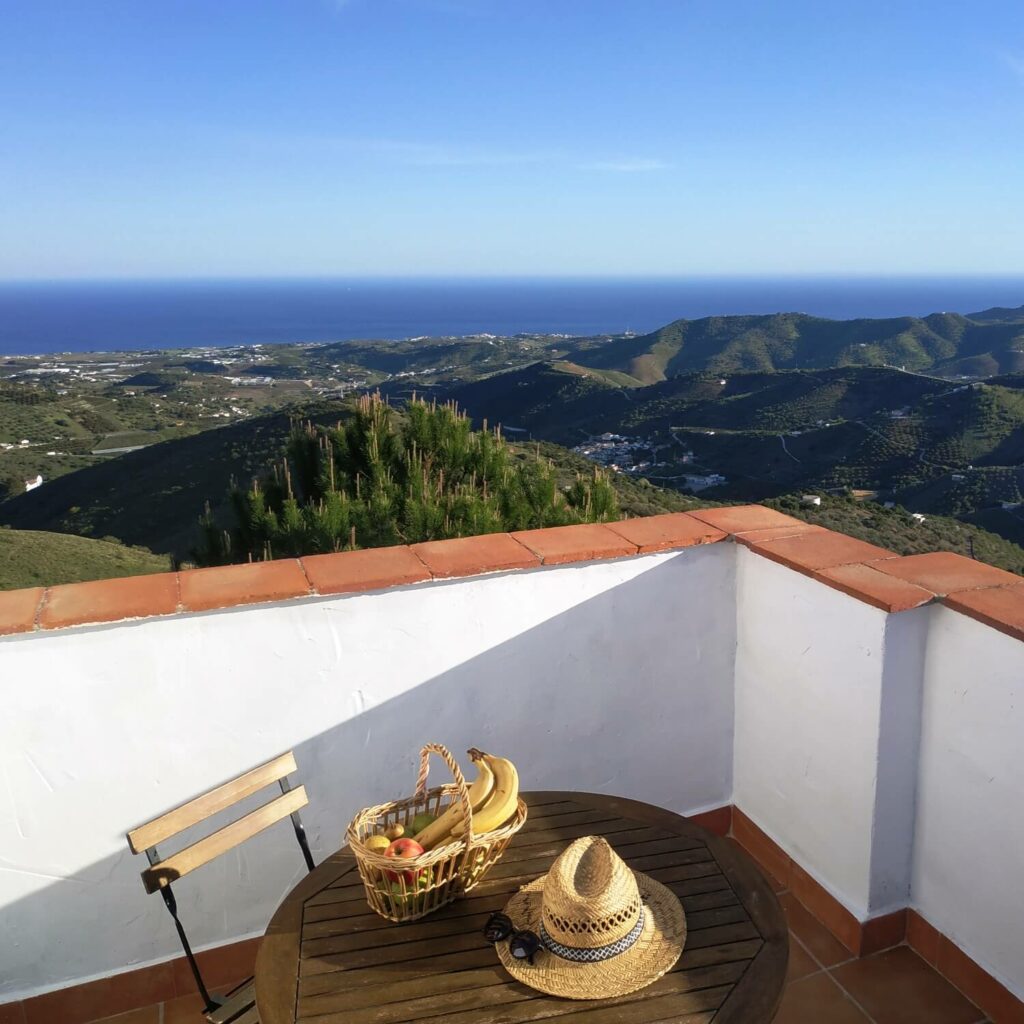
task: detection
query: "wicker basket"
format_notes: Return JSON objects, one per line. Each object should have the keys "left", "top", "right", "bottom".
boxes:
{"left": 346, "top": 743, "right": 527, "bottom": 923}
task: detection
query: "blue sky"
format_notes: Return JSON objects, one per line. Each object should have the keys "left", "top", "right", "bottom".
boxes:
{"left": 2, "top": 0, "right": 1023, "bottom": 278}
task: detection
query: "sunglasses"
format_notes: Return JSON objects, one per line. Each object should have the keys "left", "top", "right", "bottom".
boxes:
{"left": 483, "top": 912, "right": 542, "bottom": 964}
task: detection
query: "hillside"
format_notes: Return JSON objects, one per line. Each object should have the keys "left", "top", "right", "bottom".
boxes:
{"left": 438, "top": 363, "right": 1024, "bottom": 531}
{"left": 0, "top": 398, "right": 704, "bottom": 560}
{"left": 0, "top": 409, "right": 308, "bottom": 557}
{"left": 968, "top": 304, "right": 1024, "bottom": 324}
{"left": 0, "top": 528, "right": 169, "bottom": 590}
{"left": 561, "top": 311, "right": 1024, "bottom": 382}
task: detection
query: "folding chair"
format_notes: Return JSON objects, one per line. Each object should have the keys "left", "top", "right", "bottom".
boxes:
{"left": 127, "top": 751, "right": 316, "bottom": 1023}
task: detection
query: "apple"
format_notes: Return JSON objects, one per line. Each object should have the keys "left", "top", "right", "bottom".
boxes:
{"left": 384, "top": 837, "right": 425, "bottom": 883}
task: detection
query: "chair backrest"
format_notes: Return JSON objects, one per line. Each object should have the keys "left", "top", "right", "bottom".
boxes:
{"left": 128, "top": 750, "right": 313, "bottom": 892}
{"left": 127, "top": 751, "right": 315, "bottom": 1012}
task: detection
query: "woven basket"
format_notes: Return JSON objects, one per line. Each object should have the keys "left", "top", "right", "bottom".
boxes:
{"left": 346, "top": 743, "right": 528, "bottom": 923}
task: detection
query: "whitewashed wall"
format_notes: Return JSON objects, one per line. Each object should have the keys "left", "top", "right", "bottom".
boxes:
{"left": 912, "top": 606, "right": 1024, "bottom": 1001}
{"left": 732, "top": 548, "right": 927, "bottom": 920}
{"left": 0, "top": 544, "right": 736, "bottom": 1001}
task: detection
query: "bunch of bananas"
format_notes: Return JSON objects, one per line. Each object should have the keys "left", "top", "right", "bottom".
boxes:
{"left": 414, "top": 748, "right": 520, "bottom": 850}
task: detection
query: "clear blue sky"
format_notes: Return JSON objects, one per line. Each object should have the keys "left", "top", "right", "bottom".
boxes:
{"left": 2, "top": 0, "right": 1023, "bottom": 278}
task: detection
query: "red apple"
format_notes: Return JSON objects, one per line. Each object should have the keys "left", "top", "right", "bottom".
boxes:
{"left": 384, "top": 837, "right": 425, "bottom": 884}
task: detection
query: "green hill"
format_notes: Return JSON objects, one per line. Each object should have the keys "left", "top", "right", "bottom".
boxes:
{"left": 0, "top": 528, "right": 169, "bottom": 591}
{"left": 0, "top": 398, "right": 704, "bottom": 560}
{"left": 967, "top": 304, "right": 1024, "bottom": 324}
{"left": 0, "top": 409, "right": 305, "bottom": 557}
{"left": 440, "top": 363, "right": 1024, "bottom": 531}
{"left": 561, "top": 311, "right": 1024, "bottom": 382}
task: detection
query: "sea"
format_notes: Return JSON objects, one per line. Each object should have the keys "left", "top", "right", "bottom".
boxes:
{"left": 1, "top": 277, "right": 1023, "bottom": 357}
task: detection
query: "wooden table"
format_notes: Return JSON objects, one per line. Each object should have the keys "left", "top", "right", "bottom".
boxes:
{"left": 255, "top": 791, "right": 788, "bottom": 1024}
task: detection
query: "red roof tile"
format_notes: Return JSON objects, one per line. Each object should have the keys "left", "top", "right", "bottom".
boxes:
{"left": 302, "top": 546, "right": 430, "bottom": 595}
{"left": 0, "top": 587, "right": 44, "bottom": 636}
{"left": 178, "top": 560, "right": 310, "bottom": 613}
{"left": 872, "top": 551, "right": 1020, "bottom": 595}
{"left": 511, "top": 523, "right": 638, "bottom": 565}
{"left": 815, "top": 563, "right": 934, "bottom": 613}
{"left": 943, "top": 584, "right": 1024, "bottom": 643}
{"left": 410, "top": 533, "right": 539, "bottom": 578}
{"left": 604, "top": 513, "right": 727, "bottom": 553}
{"left": 41, "top": 574, "right": 178, "bottom": 630}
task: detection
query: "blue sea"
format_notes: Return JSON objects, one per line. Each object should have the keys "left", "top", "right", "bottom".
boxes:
{"left": 1, "top": 277, "right": 1023, "bottom": 356}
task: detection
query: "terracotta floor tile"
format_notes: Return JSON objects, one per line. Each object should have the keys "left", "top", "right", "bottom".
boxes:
{"left": 779, "top": 893, "right": 853, "bottom": 968}
{"left": 773, "top": 972, "right": 872, "bottom": 1024}
{"left": 831, "top": 946, "right": 983, "bottom": 1024}
{"left": 86, "top": 1007, "right": 160, "bottom": 1024}
{"left": 787, "top": 937, "right": 822, "bottom": 982}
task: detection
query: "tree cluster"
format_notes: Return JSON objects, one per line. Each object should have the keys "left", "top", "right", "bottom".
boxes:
{"left": 196, "top": 394, "right": 618, "bottom": 564}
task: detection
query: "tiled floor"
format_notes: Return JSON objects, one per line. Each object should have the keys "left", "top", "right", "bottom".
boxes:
{"left": 82, "top": 842, "right": 990, "bottom": 1024}
{"left": 84, "top": 941, "right": 990, "bottom": 1024}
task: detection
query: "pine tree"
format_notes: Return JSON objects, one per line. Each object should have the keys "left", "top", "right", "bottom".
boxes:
{"left": 195, "top": 394, "right": 618, "bottom": 565}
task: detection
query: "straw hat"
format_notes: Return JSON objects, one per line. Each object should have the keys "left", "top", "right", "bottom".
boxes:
{"left": 495, "top": 835, "right": 687, "bottom": 999}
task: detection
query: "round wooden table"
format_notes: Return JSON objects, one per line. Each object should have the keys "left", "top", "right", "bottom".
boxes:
{"left": 255, "top": 791, "right": 788, "bottom": 1024}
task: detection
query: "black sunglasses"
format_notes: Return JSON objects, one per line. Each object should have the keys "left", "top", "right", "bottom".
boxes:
{"left": 483, "top": 912, "right": 542, "bottom": 964}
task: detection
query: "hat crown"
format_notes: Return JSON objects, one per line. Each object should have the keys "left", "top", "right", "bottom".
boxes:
{"left": 540, "top": 837, "right": 642, "bottom": 949}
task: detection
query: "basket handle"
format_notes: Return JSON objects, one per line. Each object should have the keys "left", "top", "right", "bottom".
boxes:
{"left": 414, "top": 743, "right": 475, "bottom": 848}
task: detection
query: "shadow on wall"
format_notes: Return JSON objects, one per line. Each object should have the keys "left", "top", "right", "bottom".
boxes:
{"left": 0, "top": 552, "right": 736, "bottom": 1001}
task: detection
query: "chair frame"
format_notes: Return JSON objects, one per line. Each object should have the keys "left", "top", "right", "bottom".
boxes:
{"left": 127, "top": 752, "right": 316, "bottom": 1017}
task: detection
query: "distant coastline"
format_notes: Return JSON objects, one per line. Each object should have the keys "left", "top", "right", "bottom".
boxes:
{"left": 2, "top": 276, "right": 1023, "bottom": 357}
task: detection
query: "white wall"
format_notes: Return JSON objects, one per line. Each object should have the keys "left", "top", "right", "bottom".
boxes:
{"left": 733, "top": 548, "right": 925, "bottom": 920}
{"left": 912, "top": 606, "right": 1024, "bottom": 1001}
{"left": 0, "top": 544, "right": 736, "bottom": 1001}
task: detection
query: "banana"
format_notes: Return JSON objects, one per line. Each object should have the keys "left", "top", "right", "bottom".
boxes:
{"left": 447, "top": 752, "right": 519, "bottom": 839}
{"left": 415, "top": 753, "right": 495, "bottom": 849}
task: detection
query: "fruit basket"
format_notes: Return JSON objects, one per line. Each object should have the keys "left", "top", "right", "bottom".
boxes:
{"left": 346, "top": 743, "right": 527, "bottom": 923}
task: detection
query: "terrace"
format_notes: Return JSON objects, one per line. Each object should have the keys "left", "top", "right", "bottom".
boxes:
{"left": 1, "top": 505, "right": 1022, "bottom": 1024}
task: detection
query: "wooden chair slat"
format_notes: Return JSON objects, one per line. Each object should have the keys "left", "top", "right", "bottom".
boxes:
{"left": 142, "top": 786, "right": 307, "bottom": 893}
{"left": 206, "top": 980, "right": 256, "bottom": 1023}
{"left": 128, "top": 751, "right": 298, "bottom": 854}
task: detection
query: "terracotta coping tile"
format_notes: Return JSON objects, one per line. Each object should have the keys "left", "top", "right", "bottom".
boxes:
{"left": 687, "top": 504, "right": 807, "bottom": 535}
{"left": 511, "top": 523, "right": 638, "bottom": 565}
{"left": 942, "top": 583, "right": 1024, "bottom": 643}
{"left": 0, "top": 587, "right": 44, "bottom": 636}
{"left": 732, "top": 522, "right": 827, "bottom": 546}
{"left": 302, "top": 546, "right": 430, "bottom": 595}
{"left": 744, "top": 529, "right": 896, "bottom": 576}
{"left": 40, "top": 574, "right": 179, "bottom": 630}
{"left": 178, "top": 560, "right": 310, "bottom": 613}
{"left": 410, "top": 533, "right": 539, "bottom": 578}
{"left": 873, "top": 550, "right": 1021, "bottom": 595}
{"left": 815, "top": 563, "right": 935, "bottom": 613}
{"left": 603, "top": 512, "right": 727, "bottom": 553}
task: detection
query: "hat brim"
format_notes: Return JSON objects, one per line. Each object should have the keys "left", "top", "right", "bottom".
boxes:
{"left": 495, "top": 870, "right": 687, "bottom": 1000}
